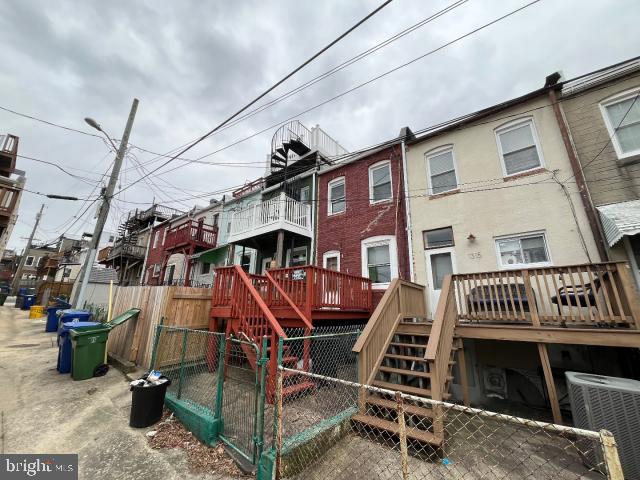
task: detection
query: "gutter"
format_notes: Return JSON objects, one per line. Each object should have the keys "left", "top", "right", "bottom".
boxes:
{"left": 401, "top": 139, "right": 415, "bottom": 282}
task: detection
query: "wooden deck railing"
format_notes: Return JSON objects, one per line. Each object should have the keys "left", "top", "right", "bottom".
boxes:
{"left": 268, "top": 265, "right": 373, "bottom": 315}
{"left": 165, "top": 220, "right": 218, "bottom": 251}
{"left": 425, "top": 276, "right": 458, "bottom": 401}
{"left": 452, "top": 262, "right": 640, "bottom": 329}
{"left": 353, "top": 279, "right": 427, "bottom": 385}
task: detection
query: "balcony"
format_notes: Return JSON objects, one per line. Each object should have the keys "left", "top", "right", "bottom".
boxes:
{"left": 228, "top": 192, "right": 312, "bottom": 244}
{"left": 107, "top": 242, "right": 146, "bottom": 260}
{"left": 0, "top": 134, "right": 18, "bottom": 177}
{"left": 97, "top": 246, "right": 112, "bottom": 264}
{"left": 165, "top": 219, "right": 218, "bottom": 252}
{"left": 0, "top": 184, "right": 21, "bottom": 220}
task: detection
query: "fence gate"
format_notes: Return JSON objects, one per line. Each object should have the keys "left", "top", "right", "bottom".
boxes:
{"left": 219, "top": 337, "right": 267, "bottom": 466}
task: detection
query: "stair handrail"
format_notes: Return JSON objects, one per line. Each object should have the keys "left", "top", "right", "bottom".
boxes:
{"left": 265, "top": 271, "right": 313, "bottom": 330}
{"left": 424, "top": 275, "right": 457, "bottom": 401}
{"left": 231, "top": 265, "right": 287, "bottom": 340}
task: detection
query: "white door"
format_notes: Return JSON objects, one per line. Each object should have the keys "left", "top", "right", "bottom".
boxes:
{"left": 425, "top": 248, "right": 456, "bottom": 318}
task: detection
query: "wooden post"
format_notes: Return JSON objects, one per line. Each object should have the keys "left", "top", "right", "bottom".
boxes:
{"left": 275, "top": 230, "right": 285, "bottom": 268}
{"left": 599, "top": 429, "right": 625, "bottom": 479}
{"left": 616, "top": 261, "right": 640, "bottom": 330}
{"left": 358, "top": 385, "right": 366, "bottom": 414}
{"left": 537, "top": 343, "right": 562, "bottom": 424}
{"left": 275, "top": 368, "right": 284, "bottom": 480}
{"left": 395, "top": 392, "right": 409, "bottom": 480}
{"left": 456, "top": 340, "right": 470, "bottom": 407}
{"left": 522, "top": 269, "right": 540, "bottom": 326}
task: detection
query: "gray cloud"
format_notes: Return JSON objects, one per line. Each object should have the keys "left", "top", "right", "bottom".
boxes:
{"left": 0, "top": 0, "right": 638, "bottom": 249}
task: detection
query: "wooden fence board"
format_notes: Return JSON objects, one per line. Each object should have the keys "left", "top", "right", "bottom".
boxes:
{"left": 107, "top": 285, "right": 212, "bottom": 368}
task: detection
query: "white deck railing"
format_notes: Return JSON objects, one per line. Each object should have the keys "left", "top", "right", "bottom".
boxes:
{"left": 229, "top": 192, "right": 312, "bottom": 241}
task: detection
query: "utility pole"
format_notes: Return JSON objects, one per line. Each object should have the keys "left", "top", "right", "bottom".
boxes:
{"left": 73, "top": 98, "right": 139, "bottom": 308}
{"left": 12, "top": 204, "right": 45, "bottom": 294}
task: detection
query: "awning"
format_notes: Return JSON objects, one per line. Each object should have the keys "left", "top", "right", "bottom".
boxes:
{"left": 597, "top": 200, "right": 640, "bottom": 247}
{"left": 190, "top": 245, "right": 229, "bottom": 265}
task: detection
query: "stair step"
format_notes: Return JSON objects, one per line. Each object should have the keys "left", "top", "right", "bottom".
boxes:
{"left": 372, "top": 380, "right": 432, "bottom": 398}
{"left": 352, "top": 413, "right": 442, "bottom": 446}
{"left": 282, "top": 381, "right": 315, "bottom": 399}
{"left": 366, "top": 395, "right": 435, "bottom": 418}
{"left": 389, "top": 342, "right": 426, "bottom": 349}
{"left": 379, "top": 366, "right": 431, "bottom": 379}
{"left": 384, "top": 353, "right": 427, "bottom": 362}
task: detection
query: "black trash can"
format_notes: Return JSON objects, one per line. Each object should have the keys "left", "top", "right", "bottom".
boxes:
{"left": 129, "top": 375, "right": 171, "bottom": 428}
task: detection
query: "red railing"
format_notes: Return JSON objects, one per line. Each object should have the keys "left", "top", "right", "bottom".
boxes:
{"left": 268, "top": 266, "right": 373, "bottom": 313}
{"left": 165, "top": 220, "right": 218, "bottom": 250}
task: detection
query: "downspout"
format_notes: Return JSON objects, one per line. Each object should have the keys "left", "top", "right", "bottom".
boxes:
{"left": 548, "top": 87, "right": 608, "bottom": 261}
{"left": 139, "top": 227, "right": 153, "bottom": 285}
{"left": 311, "top": 168, "right": 317, "bottom": 265}
{"left": 401, "top": 139, "right": 416, "bottom": 282}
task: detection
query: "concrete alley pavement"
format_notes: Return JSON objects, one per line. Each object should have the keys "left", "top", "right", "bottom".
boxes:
{"left": 0, "top": 303, "right": 232, "bottom": 480}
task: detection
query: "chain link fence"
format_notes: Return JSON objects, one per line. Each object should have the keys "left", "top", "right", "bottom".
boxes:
{"left": 271, "top": 366, "right": 624, "bottom": 480}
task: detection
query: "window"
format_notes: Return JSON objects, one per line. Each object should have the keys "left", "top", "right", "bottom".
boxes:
{"left": 162, "top": 229, "right": 167, "bottom": 246}
{"left": 299, "top": 186, "right": 310, "bottom": 205}
{"left": 153, "top": 231, "right": 160, "bottom": 249}
{"left": 369, "top": 161, "right": 392, "bottom": 203}
{"left": 361, "top": 236, "right": 398, "bottom": 288}
{"left": 600, "top": 89, "right": 640, "bottom": 160}
{"left": 495, "top": 232, "right": 550, "bottom": 268}
{"left": 323, "top": 251, "right": 340, "bottom": 271}
{"left": 240, "top": 254, "right": 252, "bottom": 273}
{"left": 166, "top": 264, "right": 175, "bottom": 284}
{"left": 36, "top": 257, "right": 42, "bottom": 267}
{"left": 212, "top": 213, "right": 219, "bottom": 227}
{"left": 495, "top": 119, "right": 543, "bottom": 176}
{"left": 25, "top": 256, "right": 34, "bottom": 266}
{"left": 153, "top": 264, "right": 160, "bottom": 277}
{"left": 328, "top": 177, "right": 345, "bottom": 215}
{"left": 287, "top": 246, "right": 307, "bottom": 267}
{"left": 201, "top": 262, "right": 211, "bottom": 275}
{"left": 423, "top": 227, "right": 454, "bottom": 249}
{"left": 426, "top": 147, "right": 458, "bottom": 195}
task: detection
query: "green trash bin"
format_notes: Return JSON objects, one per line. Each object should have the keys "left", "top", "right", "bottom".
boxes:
{"left": 69, "top": 326, "right": 110, "bottom": 381}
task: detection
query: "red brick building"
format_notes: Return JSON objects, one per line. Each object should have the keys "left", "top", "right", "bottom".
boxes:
{"left": 316, "top": 136, "right": 412, "bottom": 304}
{"left": 144, "top": 223, "right": 169, "bottom": 285}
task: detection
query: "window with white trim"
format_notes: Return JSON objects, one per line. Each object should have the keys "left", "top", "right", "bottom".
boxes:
{"left": 369, "top": 161, "right": 392, "bottom": 203}
{"left": 361, "top": 236, "right": 398, "bottom": 287}
{"left": 299, "top": 186, "right": 310, "bottom": 205}
{"left": 495, "top": 232, "right": 550, "bottom": 268}
{"left": 426, "top": 147, "right": 458, "bottom": 195}
{"left": 152, "top": 264, "right": 160, "bottom": 277}
{"left": 287, "top": 246, "right": 308, "bottom": 267}
{"left": 25, "top": 256, "right": 34, "bottom": 266}
{"left": 495, "top": 119, "right": 543, "bottom": 176}
{"left": 323, "top": 250, "right": 340, "bottom": 271}
{"left": 328, "top": 177, "right": 345, "bottom": 215}
{"left": 600, "top": 89, "right": 640, "bottom": 160}
{"left": 153, "top": 231, "right": 160, "bottom": 249}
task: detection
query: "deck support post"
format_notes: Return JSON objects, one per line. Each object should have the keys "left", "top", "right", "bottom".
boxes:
{"left": 537, "top": 343, "right": 562, "bottom": 424}
{"left": 457, "top": 341, "right": 470, "bottom": 407}
{"left": 600, "top": 429, "right": 625, "bottom": 479}
{"left": 275, "top": 230, "right": 285, "bottom": 268}
{"left": 395, "top": 392, "right": 409, "bottom": 480}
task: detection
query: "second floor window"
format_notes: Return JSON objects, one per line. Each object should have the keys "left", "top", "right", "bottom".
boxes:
{"left": 601, "top": 89, "right": 640, "bottom": 160}
{"left": 496, "top": 119, "right": 543, "bottom": 176}
{"left": 328, "top": 177, "right": 345, "bottom": 215}
{"left": 25, "top": 256, "right": 34, "bottom": 266}
{"left": 369, "top": 161, "right": 392, "bottom": 203}
{"left": 426, "top": 147, "right": 458, "bottom": 195}
{"left": 153, "top": 231, "right": 160, "bottom": 249}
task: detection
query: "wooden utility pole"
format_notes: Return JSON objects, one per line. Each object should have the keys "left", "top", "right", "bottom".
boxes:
{"left": 73, "top": 98, "right": 139, "bottom": 308}
{"left": 11, "top": 204, "right": 44, "bottom": 294}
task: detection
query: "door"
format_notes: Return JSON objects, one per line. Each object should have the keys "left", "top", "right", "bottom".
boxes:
{"left": 425, "top": 247, "right": 456, "bottom": 318}
{"left": 261, "top": 257, "right": 272, "bottom": 274}
{"left": 166, "top": 264, "right": 175, "bottom": 285}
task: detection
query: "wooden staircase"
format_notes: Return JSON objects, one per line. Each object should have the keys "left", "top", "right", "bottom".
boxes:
{"left": 214, "top": 265, "right": 315, "bottom": 402}
{"left": 352, "top": 277, "right": 461, "bottom": 449}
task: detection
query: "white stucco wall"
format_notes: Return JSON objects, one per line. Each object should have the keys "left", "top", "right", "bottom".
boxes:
{"left": 405, "top": 94, "right": 600, "bottom": 313}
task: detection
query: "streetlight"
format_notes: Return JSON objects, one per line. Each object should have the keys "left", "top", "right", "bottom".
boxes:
{"left": 85, "top": 117, "right": 119, "bottom": 153}
{"left": 72, "top": 99, "right": 139, "bottom": 308}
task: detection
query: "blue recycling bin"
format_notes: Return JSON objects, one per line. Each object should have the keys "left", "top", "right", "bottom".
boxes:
{"left": 21, "top": 294, "right": 36, "bottom": 311}
{"left": 45, "top": 301, "right": 72, "bottom": 333}
{"left": 57, "top": 321, "right": 101, "bottom": 373}
{"left": 57, "top": 310, "right": 93, "bottom": 330}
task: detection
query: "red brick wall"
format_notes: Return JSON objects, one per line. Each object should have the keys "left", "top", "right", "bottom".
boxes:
{"left": 144, "top": 224, "right": 168, "bottom": 285}
{"left": 316, "top": 144, "right": 410, "bottom": 302}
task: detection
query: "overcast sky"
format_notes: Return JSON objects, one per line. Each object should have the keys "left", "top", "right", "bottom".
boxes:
{"left": 1, "top": 0, "right": 638, "bottom": 251}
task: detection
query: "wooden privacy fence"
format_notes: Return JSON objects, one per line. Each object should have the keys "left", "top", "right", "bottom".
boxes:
{"left": 36, "top": 281, "right": 74, "bottom": 305}
{"left": 107, "top": 285, "right": 212, "bottom": 368}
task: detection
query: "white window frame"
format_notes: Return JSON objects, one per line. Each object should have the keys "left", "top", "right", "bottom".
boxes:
{"left": 425, "top": 145, "right": 458, "bottom": 196}
{"left": 328, "top": 177, "right": 346, "bottom": 215}
{"left": 323, "top": 250, "right": 340, "bottom": 271}
{"left": 361, "top": 235, "right": 398, "bottom": 289}
{"left": 494, "top": 231, "right": 552, "bottom": 269}
{"left": 152, "top": 264, "right": 160, "bottom": 277}
{"left": 368, "top": 160, "right": 392, "bottom": 204}
{"left": 494, "top": 118, "right": 545, "bottom": 178}
{"left": 162, "top": 228, "right": 167, "bottom": 246}
{"left": 299, "top": 185, "right": 311, "bottom": 205}
{"left": 25, "top": 256, "right": 34, "bottom": 266}
{"left": 599, "top": 87, "right": 640, "bottom": 161}
{"left": 286, "top": 245, "right": 308, "bottom": 267}
{"left": 153, "top": 231, "right": 160, "bottom": 249}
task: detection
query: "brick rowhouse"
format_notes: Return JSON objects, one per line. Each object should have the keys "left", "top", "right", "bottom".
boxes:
{"left": 316, "top": 142, "right": 410, "bottom": 305}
